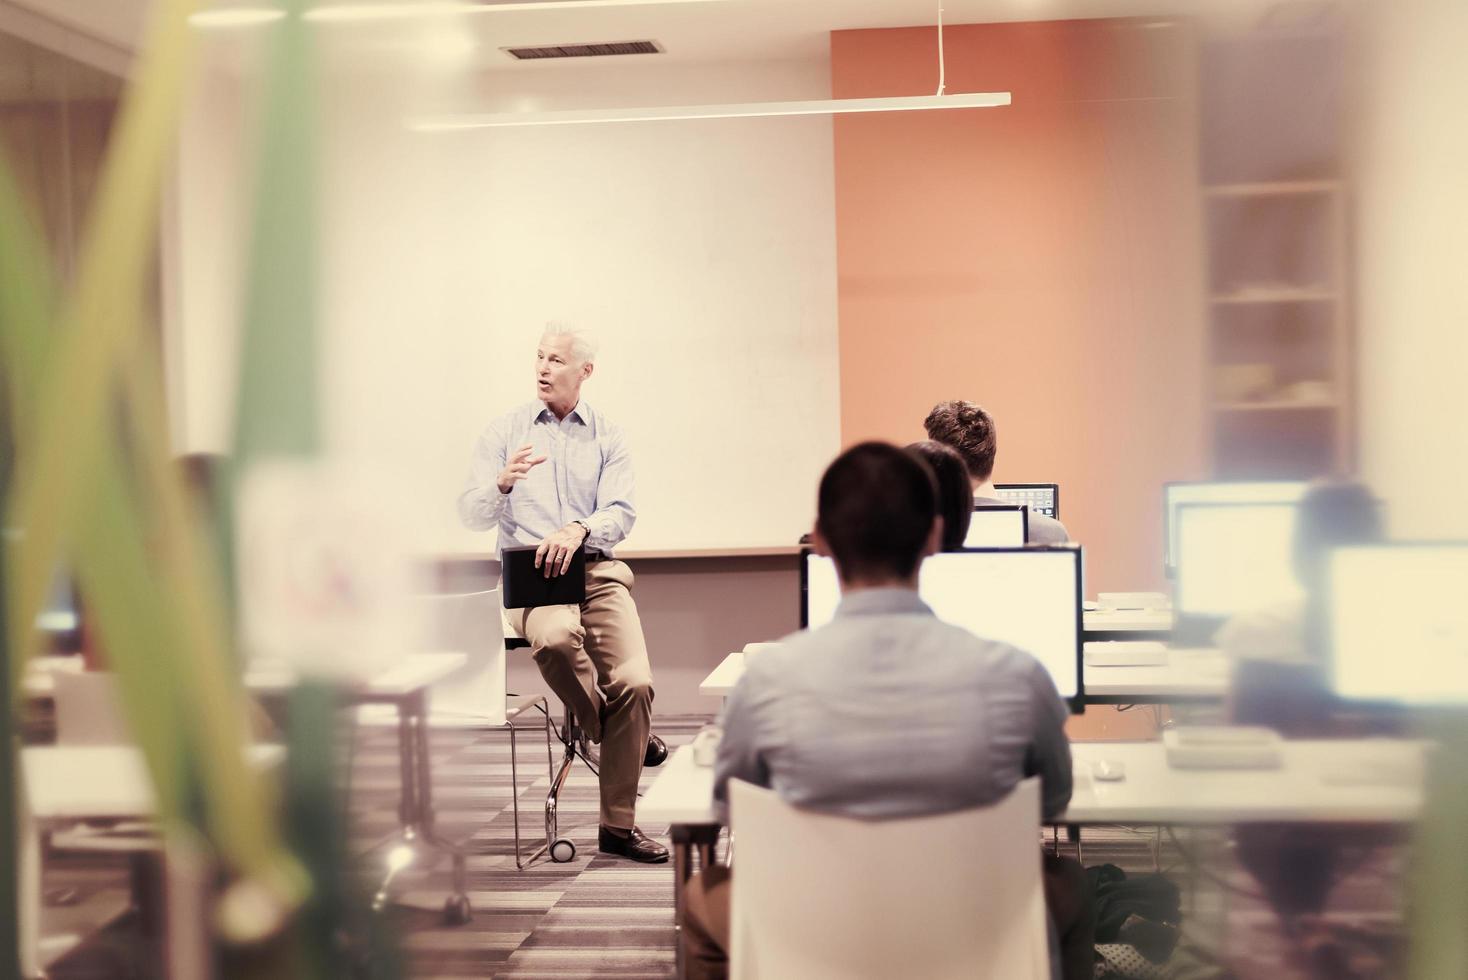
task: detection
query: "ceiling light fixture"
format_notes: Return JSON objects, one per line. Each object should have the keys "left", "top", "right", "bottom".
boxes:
{"left": 304, "top": 0, "right": 725, "bottom": 23}
{"left": 189, "top": 8, "right": 287, "bottom": 28}
{"left": 411, "top": 91, "right": 1012, "bottom": 131}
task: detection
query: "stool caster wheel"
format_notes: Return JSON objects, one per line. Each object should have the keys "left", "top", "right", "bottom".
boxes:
{"left": 550, "top": 838, "right": 577, "bottom": 863}
{"left": 442, "top": 893, "right": 472, "bottom": 925}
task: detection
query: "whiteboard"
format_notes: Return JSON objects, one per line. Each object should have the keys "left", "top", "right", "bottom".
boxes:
{"left": 318, "top": 111, "right": 841, "bottom": 555}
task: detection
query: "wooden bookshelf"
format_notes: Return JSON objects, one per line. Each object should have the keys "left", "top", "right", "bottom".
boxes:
{"left": 1198, "top": 13, "right": 1353, "bottom": 480}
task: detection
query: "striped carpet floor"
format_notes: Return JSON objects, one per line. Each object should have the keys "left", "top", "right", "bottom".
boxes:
{"left": 45, "top": 711, "right": 1408, "bottom": 978}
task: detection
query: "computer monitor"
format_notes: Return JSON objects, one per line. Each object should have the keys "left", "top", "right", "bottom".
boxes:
{"left": 994, "top": 483, "right": 1060, "bottom": 520}
{"left": 800, "top": 547, "right": 1084, "bottom": 710}
{"left": 966, "top": 504, "right": 1028, "bottom": 547}
{"left": 1163, "top": 480, "right": 1308, "bottom": 574}
{"left": 1328, "top": 543, "right": 1468, "bottom": 709}
{"left": 1173, "top": 501, "right": 1302, "bottom": 621}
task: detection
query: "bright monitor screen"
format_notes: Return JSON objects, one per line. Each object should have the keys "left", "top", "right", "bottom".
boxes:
{"left": 965, "top": 506, "right": 1027, "bottom": 547}
{"left": 1174, "top": 501, "right": 1302, "bottom": 618}
{"left": 1329, "top": 544, "right": 1468, "bottom": 707}
{"left": 802, "top": 548, "right": 1081, "bottom": 701}
{"left": 1164, "top": 481, "right": 1308, "bottom": 570}
{"left": 994, "top": 483, "right": 1059, "bottom": 520}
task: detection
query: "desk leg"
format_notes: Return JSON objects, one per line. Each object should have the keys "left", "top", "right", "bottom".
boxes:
{"left": 669, "top": 824, "right": 720, "bottom": 980}
{"left": 372, "top": 693, "right": 471, "bottom": 924}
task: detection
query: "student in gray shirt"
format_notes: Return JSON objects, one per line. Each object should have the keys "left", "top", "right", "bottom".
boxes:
{"left": 682, "top": 442, "right": 1094, "bottom": 980}
{"left": 925, "top": 399, "right": 1072, "bottom": 544}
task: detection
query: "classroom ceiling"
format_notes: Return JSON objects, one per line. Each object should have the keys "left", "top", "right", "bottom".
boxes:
{"left": 14, "top": 0, "right": 1292, "bottom": 73}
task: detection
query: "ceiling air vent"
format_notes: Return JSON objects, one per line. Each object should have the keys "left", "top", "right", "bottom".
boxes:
{"left": 503, "top": 40, "right": 663, "bottom": 60}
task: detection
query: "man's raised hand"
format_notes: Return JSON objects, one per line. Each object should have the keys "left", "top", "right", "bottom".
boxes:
{"left": 497, "top": 443, "right": 547, "bottom": 494}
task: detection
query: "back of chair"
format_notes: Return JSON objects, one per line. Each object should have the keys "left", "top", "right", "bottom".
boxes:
{"left": 728, "top": 777, "right": 1049, "bottom": 980}
{"left": 53, "top": 671, "right": 131, "bottom": 746}
{"left": 418, "top": 590, "right": 507, "bottom": 726}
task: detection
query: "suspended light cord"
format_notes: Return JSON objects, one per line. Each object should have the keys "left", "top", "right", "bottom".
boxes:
{"left": 935, "top": 1, "right": 946, "bottom": 96}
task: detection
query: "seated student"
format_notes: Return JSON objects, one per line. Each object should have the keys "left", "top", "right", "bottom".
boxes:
{"left": 682, "top": 442, "right": 1094, "bottom": 980}
{"left": 906, "top": 440, "right": 973, "bottom": 550}
{"left": 1217, "top": 480, "right": 1384, "bottom": 732}
{"left": 1217, "top": 481, "right": 1386, "bottom": 939}
{"left": 923, "top": 400, "right": 1070, "bottom": 544}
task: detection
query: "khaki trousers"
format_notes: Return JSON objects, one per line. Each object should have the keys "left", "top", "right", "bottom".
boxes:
{"left": 508, "top": 559, "right": 654, "bottom": 830}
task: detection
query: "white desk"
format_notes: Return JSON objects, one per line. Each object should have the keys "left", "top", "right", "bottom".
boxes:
{"left": 1082, "top": 608, "right": 1174, "bottom": 635}
{"left": 641, "top": 739, "right": 1426, "bottom": 830}
{"left": 1083, "top": 648, "right": 1230, "bottom": 704}
{"left": 641, "top": 736, "right": 1425, "bottom": 975}
{"left": 699, "top": 645, "right": 1229, "bottom": 705}
{"left": 24, "top": 653, "right": 472, "bottom": 919}
{"left": 23, "top": 745, "right": 286, "bottom": 826}
{"left": 22, "top": 651, "right": 469, "bottom": 702}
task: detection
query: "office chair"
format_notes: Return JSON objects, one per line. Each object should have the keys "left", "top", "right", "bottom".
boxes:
{"left": 727, "top": 778, "right": 1049, "bottom": 980}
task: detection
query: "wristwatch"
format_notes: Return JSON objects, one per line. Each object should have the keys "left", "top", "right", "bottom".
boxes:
{"left": 572, "top": 519, "right": 590, "bottom": 538}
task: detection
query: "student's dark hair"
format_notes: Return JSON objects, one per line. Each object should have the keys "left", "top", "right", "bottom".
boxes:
{"left": 817, "top": 442, "right": 938, "bottom": 582}
{"left": 906, "top": 441, "right": 973, "bottom": 551}
{"left": 923, "top": 400, "right": 998, "bottom": 482}
{"left": 1296, "top": 480, "right": 1384, "bottom": 671}
{"left": 1294, "top": 481, "right": 1383, "bottom": 592}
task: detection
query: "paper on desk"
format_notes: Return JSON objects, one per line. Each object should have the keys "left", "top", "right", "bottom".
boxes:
{"left": 742, "top": 642, "right": 781, "bottom": 661}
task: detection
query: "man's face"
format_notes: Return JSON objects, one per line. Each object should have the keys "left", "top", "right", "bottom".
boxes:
{"left": 536, "top": 334, "right": 591, "bottom": 406}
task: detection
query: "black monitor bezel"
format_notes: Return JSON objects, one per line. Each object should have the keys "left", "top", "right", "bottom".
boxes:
{"left": 993, "top": 482, "right": 1061, "bottom": 521}
{"left": 798, "top": 544, "right": 1085, "bottom": 713}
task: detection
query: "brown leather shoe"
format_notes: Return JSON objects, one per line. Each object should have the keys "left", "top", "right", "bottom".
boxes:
{"left": 598, "top": 825, "right": 669, "bottom": 864}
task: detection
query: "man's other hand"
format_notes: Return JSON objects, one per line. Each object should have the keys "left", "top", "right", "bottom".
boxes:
{"left": 536, "top": 523, "right": 589, "bottom": 578}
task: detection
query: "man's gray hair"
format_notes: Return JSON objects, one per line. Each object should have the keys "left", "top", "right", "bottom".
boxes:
{"left": 541, "top": 322, "right": 599, "bottom": 365}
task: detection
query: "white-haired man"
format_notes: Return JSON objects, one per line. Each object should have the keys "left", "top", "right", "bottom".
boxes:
{"left": 459, "top": 325, "right": 667, "bottom": 863}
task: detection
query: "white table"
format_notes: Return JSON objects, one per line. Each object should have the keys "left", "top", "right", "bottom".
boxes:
{"left": 1082, "top": 607, "right": 1174, "bottom": 638}
{"left": 699, "top": 645, "right": 1230, "bottom": 705}
{"left": 1083, "top": 647, "right": 1230, "bottom": 705}
{"left": 23, "top": 745, "right": 286, "bottom": 825}
{"left": 245, "top": 652, "right": 471, "bottom": 918}
{"left": 642, "top": 739, "right": 1426, "bottom": 830}
{"left": 24, "top": 652, "right": 473, "bottom": 921}
{"left": 642, "top": 736, "right": 1426, "bottom": 972}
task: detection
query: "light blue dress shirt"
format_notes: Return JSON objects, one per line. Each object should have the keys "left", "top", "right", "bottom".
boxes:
{"left": 713, "top": 588, "right": 1074, "bottom": 823}
{"left": 458, "top": 400, "right": 636, "bottom": 557}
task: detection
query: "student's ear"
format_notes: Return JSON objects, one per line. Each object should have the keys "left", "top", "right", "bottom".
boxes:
{"left": 924, "top": 517, "right": 943, "bottom": 557}
{"left": 811, "top": 526, "right": 831, "bottom": 557}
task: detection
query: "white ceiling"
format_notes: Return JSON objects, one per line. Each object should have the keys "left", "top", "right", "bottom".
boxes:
{"left": 13, "top": 0, "right": 1287, "bottom": 73}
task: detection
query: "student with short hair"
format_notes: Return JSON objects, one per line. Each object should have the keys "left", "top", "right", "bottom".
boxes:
{"left": 905, "top": 440, "right": 973, "bottom": 551}
{"left": 1218, "top": 481, "right": 1387, "bottom": 935}
{"left": 924, "top": 399, "right": 1071, "bottom": 544}
{"left": 681, "top": 442, "right": 1093, "bottom": 980}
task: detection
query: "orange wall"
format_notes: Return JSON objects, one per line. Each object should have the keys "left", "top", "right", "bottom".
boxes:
{"left": 832, "top": 18, "right": 1208, "bottom": 592}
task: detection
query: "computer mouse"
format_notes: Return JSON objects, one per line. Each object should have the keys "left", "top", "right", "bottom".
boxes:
{"left": 1094, "top": 759, "right": 1126, "bottom": 782}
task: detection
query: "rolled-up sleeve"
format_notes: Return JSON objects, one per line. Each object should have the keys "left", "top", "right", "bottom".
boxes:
{"left": 1023, "top": 664, "right": 1074, "bottom": 821}
{"left": 458, "top": 420, "right": 509, "bottom": 531}
{"left": 584, "top": 425, "right": 636, "bottom": 553}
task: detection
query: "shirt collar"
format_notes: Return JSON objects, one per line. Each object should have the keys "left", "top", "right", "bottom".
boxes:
{"left": 834, "top": 587, "right": 933, "bottom": 618}
{"left": 535, "top": 400, "right": 590, "bottom": 425}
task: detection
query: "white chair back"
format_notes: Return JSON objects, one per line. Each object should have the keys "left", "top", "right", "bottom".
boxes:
{"left": 728, "top": 777, "right": 1049, "bottom": 980}
{"left": 53, "top": 671, "right": 132, "bottom": 746}
{"left": 417, "top": 589, "right": 507, "bottom": 726}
